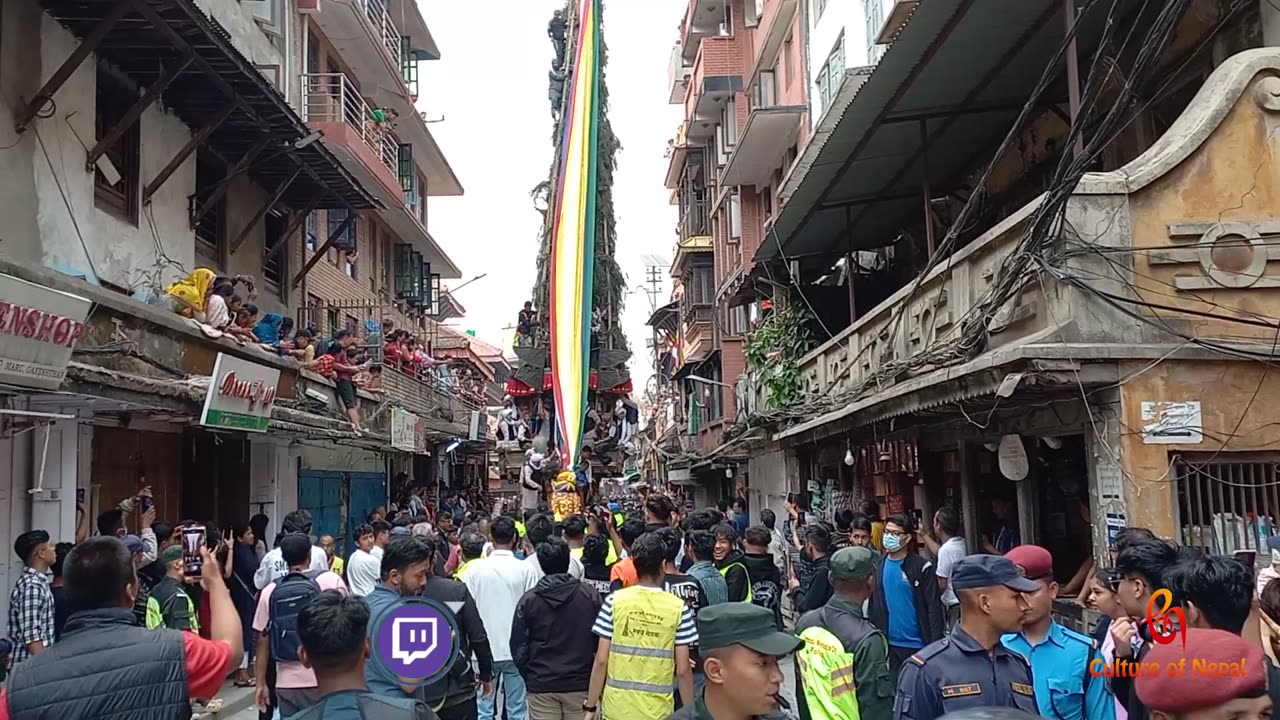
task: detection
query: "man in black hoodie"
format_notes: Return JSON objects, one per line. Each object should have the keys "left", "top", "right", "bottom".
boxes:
{"left": 511, "top": 536, "right": 602, "bottom": 720}
{"left": 712, "top": 523, "right": 752, "bottom": 602}
{"left": 742, "top": 526, "right": 784, "bottom": 629}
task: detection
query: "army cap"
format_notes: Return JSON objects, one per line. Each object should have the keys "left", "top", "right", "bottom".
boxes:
{"left": 830, "top": 546, "right": 876, "bottom": 581}
{"left": 1137, "top": 628, "right": 1265, "bottom": 712}
{"left": 697, "top": 603, "right": 804, "bottom": 657}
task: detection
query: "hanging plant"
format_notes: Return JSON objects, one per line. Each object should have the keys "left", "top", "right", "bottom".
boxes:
{"left": 744, "top": 294, "right": 816, "bottom": 408}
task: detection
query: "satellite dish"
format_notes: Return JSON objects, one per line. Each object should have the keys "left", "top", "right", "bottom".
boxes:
{"left": 997, "top": 434, "right": 1029, "bottom": 481}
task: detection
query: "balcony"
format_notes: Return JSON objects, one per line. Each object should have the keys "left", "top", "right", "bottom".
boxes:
{"left": 669, "top": 42, "right": 692, "bottom": 104}
{"left": 684, "top": 36, "right": 743, "bottom": 141}
{"left": 681, "top": 0, "right": 727, "bottom": 62}
{"left": 876, "top": 0, "right": 919, "bottom": 44}
{"left": 300, "top": 73, "right": 404, "bottom": 205}
{"left": 304, "top": 0, "right": 402, "bottom": 91}
{"left": 681, "top": 304, "right": 714, "bottom": 365}
{"left": 671, "top": 235, "right": 712, "bottom": 279}
{"left": 720, "top": 104, "right": 806, "bottom": 187}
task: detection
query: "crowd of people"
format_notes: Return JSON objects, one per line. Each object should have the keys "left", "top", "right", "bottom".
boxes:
{"left": 2, "top": 482, "right": 1276, "bottom": 720}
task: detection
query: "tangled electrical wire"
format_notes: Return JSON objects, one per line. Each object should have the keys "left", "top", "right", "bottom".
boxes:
{"left": 749, "top": 0, "right": 1262, "bottom": 432}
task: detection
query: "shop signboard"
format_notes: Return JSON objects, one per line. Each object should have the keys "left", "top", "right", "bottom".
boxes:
{"left": 0, "top": 273, "right": 91, "bottom": 390}
{"left": 200, "top": 353, "right": 279, "bottom": 432}
{"left": 391, "top": 408, "right": 420, "bottom": 452}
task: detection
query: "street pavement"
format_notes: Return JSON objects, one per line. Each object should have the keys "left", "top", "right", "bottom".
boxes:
{"left": 223, "top": 660, "right": 799, "bottom": 719}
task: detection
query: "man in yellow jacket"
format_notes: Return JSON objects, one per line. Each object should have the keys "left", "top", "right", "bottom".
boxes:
{"left": 584, "top": 532, "right": 696, "bottom": 720}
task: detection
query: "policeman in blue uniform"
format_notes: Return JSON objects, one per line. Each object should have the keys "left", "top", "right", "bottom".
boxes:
{"left": 1001, "top": 545, "right": 1115, "bottom": 720}
{"left": 893, "top": 555, "right": 1040, "bottom": 720}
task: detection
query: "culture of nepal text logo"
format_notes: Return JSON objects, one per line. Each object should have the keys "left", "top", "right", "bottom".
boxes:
{"left": 1088, "top": 589, "right": 1247, "bottom": 679}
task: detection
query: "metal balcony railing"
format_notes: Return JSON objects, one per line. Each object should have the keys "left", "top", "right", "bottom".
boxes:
{"left": 355, "top": 0, "right": 402, "bottom": 70}
{"left": 300, "top": 73, "right": 399, "bottom": 177}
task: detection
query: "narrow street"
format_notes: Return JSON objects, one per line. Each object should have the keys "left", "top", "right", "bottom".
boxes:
{"left": 222, "top": 663, "right": 798, "bottom": 720}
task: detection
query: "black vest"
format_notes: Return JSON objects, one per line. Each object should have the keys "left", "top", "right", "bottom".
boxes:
{"left": 7, "top": 607, "right": 190, "bottom": 720}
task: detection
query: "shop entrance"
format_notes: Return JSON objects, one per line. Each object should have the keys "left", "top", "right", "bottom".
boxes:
{"left": 973, "top": 434, "right": 1093, "bottom": 587}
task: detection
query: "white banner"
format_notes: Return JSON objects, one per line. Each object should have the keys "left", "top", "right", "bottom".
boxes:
{"left": 0, "top": 274, "right": 91, "bottom": 390}
{"left": 200, "top": 353, "right": 280, "bottom": 433}
{"left": 391, "top": 408, "right": 419, "bottom": 452}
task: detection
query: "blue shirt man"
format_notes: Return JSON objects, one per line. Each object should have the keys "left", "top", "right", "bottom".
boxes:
{"left": 1001, "top": 545, "right": 1114, "bottom": 720}
{"left": 883, "top": 557, "right": 924, "bottom": 648}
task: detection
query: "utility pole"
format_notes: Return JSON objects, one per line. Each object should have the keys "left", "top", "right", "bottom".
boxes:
{"left": 643, "top": 262, "right": 665, "bottom": 314}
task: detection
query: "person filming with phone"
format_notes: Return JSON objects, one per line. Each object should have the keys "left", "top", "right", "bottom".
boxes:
{"left": 0, "top": 536, "right": 242, "bottom": 719}
{"left": 146, "top": 536, "right": 201, "bottom": 631}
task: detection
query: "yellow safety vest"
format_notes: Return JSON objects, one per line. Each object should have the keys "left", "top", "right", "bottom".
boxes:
{"left": 330, "top": 556, "right": 345, "bottom": 576}
{"left": 719, "top": 562, "right": 754, "bottom": 603}
{"left": 453, "top": 559, "right": 476, "bottom": 581}
{"left": 795, "top": 626, "right": 863, "bottom": 720}
{"left": 602, "top": 587, "right": 683, "bottom": 720}
{"left": 606, "top": 540, "right": 618, "bottom": 566}
{"left": 515, "top": 521, "right": 526, "bottom": 539}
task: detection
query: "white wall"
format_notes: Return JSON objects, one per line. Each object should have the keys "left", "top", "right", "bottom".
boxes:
{"left": 807, "top": 0, "right": 891, "bottom": 123}
{"left": 0, "top": 400, "right": 83, "bottom": 620}
{"left": 301, "top": 444, "right": 385, "bottom": 473}
{"left": 250, "top": 436, "right": 300, "bottom": 539}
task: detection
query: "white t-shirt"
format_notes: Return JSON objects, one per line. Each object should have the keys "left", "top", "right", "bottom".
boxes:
{"left": 346, "top": 548, "right": 381, "bottom": 596}
{"left": 205, "top": 294, "right": 231, "bottom": 329}
{"left": 935, "top": 536, "right": 968, "bottom": 607}
{"left": 253, "top": 545, "right": 329, "bottom": 590}
{"left": 462, "top": 550, "right": 538, "bottom": 662}
{"left": 525, "top": 551, "right": 583, "bottom": 581}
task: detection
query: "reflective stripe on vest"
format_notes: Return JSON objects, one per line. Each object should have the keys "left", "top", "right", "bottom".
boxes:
{"left": 796, "top": 625, "right": 862, "bottom": 720}
{"left": 602, "top": 587, "right": 684, "bottom": 720}
{"left": 453, "top": 559, "right": 475, "bottom": 581}
{"left": 719, "top": 562, "right": 754, "bottom": 603}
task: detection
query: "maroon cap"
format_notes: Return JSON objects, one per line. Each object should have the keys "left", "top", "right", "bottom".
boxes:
{"left": 1137, "top": 629, "right": 1265, "bottom": 712}
{"left": 1004, "top": 545, "right": 1053, "bottom": 580}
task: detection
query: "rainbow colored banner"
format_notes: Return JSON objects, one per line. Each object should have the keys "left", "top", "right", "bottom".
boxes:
{"left": 549, "top": 0, "right": 601, "bottom": 470}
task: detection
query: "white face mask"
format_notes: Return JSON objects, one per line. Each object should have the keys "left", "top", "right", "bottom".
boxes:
{"left": 883, "top": 533, "right": 904, "bottom": 552}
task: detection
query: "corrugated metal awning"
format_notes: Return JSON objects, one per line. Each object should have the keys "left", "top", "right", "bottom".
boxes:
{"left": 760, "top": 0, "right": 1136, "bottom": 261}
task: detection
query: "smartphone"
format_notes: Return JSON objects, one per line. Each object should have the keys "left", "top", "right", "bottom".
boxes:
{"left": 76, "top": 488, "right": 85, "bottom": 504}
{"left": 1234, "top": 549, "right": 1257, "bottom": 578}
{"left": 140, "top": 495, "right": 155, "bottom": 513}
{"left": 181, "top": 527, "right": 205, "bottom": 577}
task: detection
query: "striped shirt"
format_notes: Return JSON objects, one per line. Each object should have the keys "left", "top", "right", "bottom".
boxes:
{"left": 591, "top": 585, "right": 698, "bottom": 646}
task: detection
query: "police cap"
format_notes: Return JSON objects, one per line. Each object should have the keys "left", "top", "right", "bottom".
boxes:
{"left": 950, "top": 554, "right": 1039, "bottom": 592}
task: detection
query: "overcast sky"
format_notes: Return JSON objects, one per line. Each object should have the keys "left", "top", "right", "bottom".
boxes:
{"left": 419, "top": 0, "right": 684, "bottom": 391}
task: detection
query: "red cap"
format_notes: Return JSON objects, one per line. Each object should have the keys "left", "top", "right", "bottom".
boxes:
{"left": 1004, "top": 545, "right": 1053, "bottom": 580}
{"left": 1136, "top": 629, "right": 1265, "bottom": 712}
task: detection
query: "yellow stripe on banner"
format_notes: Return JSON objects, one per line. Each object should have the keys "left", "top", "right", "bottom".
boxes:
{"left": 551, "top": 0, "right": 596, "bottom": 467}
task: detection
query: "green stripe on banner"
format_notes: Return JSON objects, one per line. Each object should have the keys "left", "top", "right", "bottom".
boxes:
{"left": 577, "top": 0, "right": 600, "bottom": 462}
{"left": 203, "top": 410, "right": 270, "bottom": 432}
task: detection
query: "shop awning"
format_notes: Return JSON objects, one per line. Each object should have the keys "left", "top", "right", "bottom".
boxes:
{"left": 759, "top": 0, "right": 1132, "bottom": 261}
{"left": 30, "top": 0, "right": 380, "bottom": 210}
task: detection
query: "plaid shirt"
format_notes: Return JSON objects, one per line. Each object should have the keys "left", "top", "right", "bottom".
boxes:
{"left": 8, "top": 566, "right": 55, "bottom": 663}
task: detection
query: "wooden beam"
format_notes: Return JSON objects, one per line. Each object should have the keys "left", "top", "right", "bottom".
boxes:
{"left": 229, "top": 164, "right": 302, "bottom": 255}
{"left": 86, "top": 52, "right": 194, "bottom": 170}
{"left": 14, "top": 0, "right": 136, "bottom": 133}
{"left": 143, "top": 103, "right": 235, "bottom": 205}
{"left": 191, "top": 134, "right": 271, "bottom": 227}
{"left": 265, "top": 197, "right": 322, "bottom": 266}
{"left": 291, "top": 212, "right": 355, "bottom": 288}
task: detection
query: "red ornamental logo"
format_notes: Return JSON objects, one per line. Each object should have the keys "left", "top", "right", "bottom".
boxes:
{"left": 218, "top": 371, "right": 278, "bottom": 411}
{"left": 1146, "top": 588, "right": 1187, "bottom": 649}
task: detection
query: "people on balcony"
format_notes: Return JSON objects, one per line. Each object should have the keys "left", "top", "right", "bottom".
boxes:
{"left": 278, "top": 329, "right": 316, "bottom": 363}
{"left": 164, "top": 270, "right": 254, "bottom": 323}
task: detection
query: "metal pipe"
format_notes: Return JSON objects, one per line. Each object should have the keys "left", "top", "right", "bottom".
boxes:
{"left": 1064, "top": 0, "right": 1083, "bottom": 158}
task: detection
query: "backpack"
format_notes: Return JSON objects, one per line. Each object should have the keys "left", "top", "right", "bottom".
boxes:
{"left": 270, "top": 569, "right": 324, "bottom": 663}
